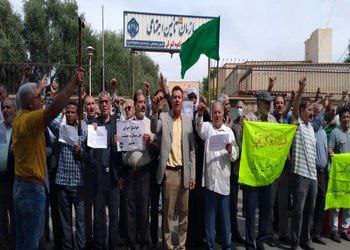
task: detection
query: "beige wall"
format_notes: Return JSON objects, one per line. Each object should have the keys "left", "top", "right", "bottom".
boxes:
{"left": 225, "top": 65, "right": 350, "bottom": 100}
{"left": 305, "top": 28, "right": 332, "bottom": 63}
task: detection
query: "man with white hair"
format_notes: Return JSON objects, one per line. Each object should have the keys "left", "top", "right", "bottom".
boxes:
{"left": 217, "top": 94, "right": 232, "bottom": 128}
{"left": 196, "top": 101, "right": 239, "bottom": 250}
{"left": 121, "top": 90, "right": 158, "bottom": 249}
{"left": 91, "top": 91, "right": 122, "bottom": 250}
{"left": 12, "top": 68, "right": 84, "bottom": 250}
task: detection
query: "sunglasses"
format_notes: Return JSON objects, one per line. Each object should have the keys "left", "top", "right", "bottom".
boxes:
{"left": 125, "top": 106, "right": 132, "bottom": 111}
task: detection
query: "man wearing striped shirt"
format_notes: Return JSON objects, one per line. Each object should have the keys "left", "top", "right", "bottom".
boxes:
{"left": 290, "top": 77, "right": 317, "bottom": 250}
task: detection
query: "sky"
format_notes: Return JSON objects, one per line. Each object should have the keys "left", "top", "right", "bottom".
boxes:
{"left": 10, "top": 0, "right": 350, "bottom": 82}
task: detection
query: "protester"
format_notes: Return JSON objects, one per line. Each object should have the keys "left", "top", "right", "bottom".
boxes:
{"left": 306, "top": 102, "right": 327, "bottom": 245}
{"left": 124, "top": 99, "right": 136, "bottom": 120}
{"left": 231, "top": 99, "right": 246, "bottom": 245}
{"left": 243, "top": 90, "right": 277, "bottom": 250}
{"left": 217, "top": 94, "right": 232, "bottom": 128}
{"left": 12, "top": 68, "right": 84, "bottom": 250}
{"left": 328, "top": 107, "right": 350, "bottom": 243}
{"left": 0, "top": 84, "right": 8, "bottom": 102}
{"left": 196, "top": 101, "right": 239, "bottom": 250}
{"left": 151, "top": 85, "right": 196, "bottom": 250}
{"left": 90, "top": 91, "right": 122, "bottom": 250}
{"left": 290, "top": 77, "right": 318, "bottom": 250}
{"left": 187, "top": 95, "right": 211, "bottom": 248}
{"left": 49, "top": 101, "right": 87, "bottom": 249}
{"left": 119, "top": 98, "right": 135, "bottom": 246}
{"left": 121, "top": 90, "right": 158, "bottom": 249}
{"left": 82, "top": 95, "right": 97, "bottom": 249}
{"left": 146, "top": 85, "right": 168, "bottom": 248}
{"left": 0, "top": 98, "right": 16, "bottom": 250}
{"left": 266, "top": 87, "right": 295, "bottom": 246}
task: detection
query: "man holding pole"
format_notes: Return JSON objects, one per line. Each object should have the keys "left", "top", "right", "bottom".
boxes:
{"left": 12, "top": 68, "right": 84, "bottom": 250}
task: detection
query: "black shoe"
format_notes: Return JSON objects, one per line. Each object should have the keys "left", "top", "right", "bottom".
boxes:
{"left": 299, "top": 242, "right": 315, "bottom": 250}
{"left": 340, "top": 231, "right": 350, "bottom": 241}
{"left": 312, "top": 236, "right": 327, "bottom": 245}
{"left": 290, "top": 245, "right": 299, "bottom": 250}
{"left": 279, "top": 236, "right": 291, "bottom": 245}
{"left": 265, "top": 237, "right": 276, "bottom": 247}
{"left": 330, "top": 231, "right": 341, "bottom": 243}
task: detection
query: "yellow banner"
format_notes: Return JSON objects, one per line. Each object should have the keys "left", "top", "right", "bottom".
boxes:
{"left": 238, "top": 121, "right": 297, "bottom": 187}
{"left": 325, "top": 153, "right": 350, "bottom": 210}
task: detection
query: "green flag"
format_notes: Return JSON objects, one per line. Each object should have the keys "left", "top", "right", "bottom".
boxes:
{"left": 238, "top": 121, "right": 297, "bottom": 187}
{"left": 180, "top": 17, "right": 220, "bottom": 78}
{"left": 325, "top": 153, "right": 350, "bottom": 210}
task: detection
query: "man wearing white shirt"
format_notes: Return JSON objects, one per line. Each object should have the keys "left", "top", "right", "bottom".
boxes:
{"left": 196, "top": 101, "right": 239, "bottom": 250}
{"left": 121, "top": 90, "right": 158, "bottom": 249}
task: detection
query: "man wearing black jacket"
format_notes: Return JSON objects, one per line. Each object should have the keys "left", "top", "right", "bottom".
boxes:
{"left": 90, "top": 91, "right": 122, "bottom": 250}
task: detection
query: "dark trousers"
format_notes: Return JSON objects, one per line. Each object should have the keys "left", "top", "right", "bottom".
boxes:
{"left": 187, "top": 144, "right": 205, "bottom": 247}
{"left": 84, "top": 166, "right": 94, "bottom": 248}
{"left": 311, "top": 169, "right": 327, "bottom": 238}
{"left": 230, "top": 171, "right": 242, "bottom": 239}
{"left": 244, "top": 185, "right": 271, "bottom": 250}
{"left": 291, "top": 174, "right": 317, "bottom": 246}
{"left": 57, "top": 185, "right": 86, "bottom": 250}
{"left": 49, "top": 182, "right": 63, "bottom": 249}
{"left": 277, "top": 167, "right": 291, "bottom": 238}
{"left": 267, "top": 180, "right": 279, "bottom": 236}
{"left": 93, "top": 173, "right": 119, "bottom": 250}
{"left": 124, "top": 167, "right": 151, "bottom": 247}
{"left": 187, "top": 185, "right": 205, "bottom": 246}
{"left": 0, "top": 180, "right": 15, "bottom": 250}
{"left": 150, "top": 169, "right": 161, "bottom": 245}
{"left": 119, "top": 189, "right": 127, "bottom": 242}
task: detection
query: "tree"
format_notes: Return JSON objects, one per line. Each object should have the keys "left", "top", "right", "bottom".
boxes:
{"left": 4, "top": 0, "right": 159, "bottom": 95}
{"left": 0, "top": 0, "right": 27, "bottom": 92}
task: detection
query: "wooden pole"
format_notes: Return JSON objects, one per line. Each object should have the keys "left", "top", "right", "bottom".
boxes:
{"left": 78, "top": 17, "right": 85, "bottom": 135}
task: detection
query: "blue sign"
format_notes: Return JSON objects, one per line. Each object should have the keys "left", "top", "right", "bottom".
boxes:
{"left": 127, "top": 18, "right": 139, "bottom": 38}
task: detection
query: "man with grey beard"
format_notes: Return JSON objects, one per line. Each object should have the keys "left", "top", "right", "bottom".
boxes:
{"left": 121, "top": 90, "right": 158, "bottom": 249}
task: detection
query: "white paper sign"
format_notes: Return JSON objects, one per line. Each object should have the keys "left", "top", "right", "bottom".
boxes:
{"left": 117, "top": 120, "right": 145, "bottom": 151}
{"left": 0, "top": 123, "right": 7, "bottom": 144}
{"left": 87, "top": 125, "right": 107, "bottom": 149}
{"left": 58, "top": 124, "right": 79, "bottom": 146}
{"left": 209, "top": 134, "right": 229, "bottom": 152}
{"left": 182, "top": 101, "right": 194, "bottom": 119}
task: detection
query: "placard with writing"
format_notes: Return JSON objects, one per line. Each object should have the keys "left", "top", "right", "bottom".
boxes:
{"left": 117, "top": 120, "right": 145, "bottom": 151}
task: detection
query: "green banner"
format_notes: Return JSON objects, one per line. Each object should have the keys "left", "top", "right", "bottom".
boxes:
{"left": 325, "top": 153, "right": 350, "bottom": 210}
{"left": 238, "top": 121, "right": 297, "bottom": 187}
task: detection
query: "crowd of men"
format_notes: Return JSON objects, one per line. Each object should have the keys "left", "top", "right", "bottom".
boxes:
{"left": 0, "top": 67, "right": 350, "bottom": 250}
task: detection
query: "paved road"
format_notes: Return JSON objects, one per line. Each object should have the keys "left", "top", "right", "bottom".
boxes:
{"left": 46, "top": 189, "right": 350, "bottom": 249}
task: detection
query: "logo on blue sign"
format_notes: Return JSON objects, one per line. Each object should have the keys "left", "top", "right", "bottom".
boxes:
{"left": 127, "top": 18, "right": 139, "bottom": 38}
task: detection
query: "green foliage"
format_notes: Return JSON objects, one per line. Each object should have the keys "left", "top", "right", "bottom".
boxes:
{"left": 0, "top": 0, "right": 27, "bottom": 90}
{"left": 1, "top": 0, "right": 159, "bottom": 96}
{"left": 0, "top": 0, "right": 27, "bottom": 62}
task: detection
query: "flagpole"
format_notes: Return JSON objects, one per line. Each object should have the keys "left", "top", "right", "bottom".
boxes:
{"left": 102, "top": 4, "right": 105, "bottom": 91}
{"left": 208, "top": 58, "right": 211, "bottom": 106}
{"left": 216, "top": 59, "right": 219, "bottom": 97}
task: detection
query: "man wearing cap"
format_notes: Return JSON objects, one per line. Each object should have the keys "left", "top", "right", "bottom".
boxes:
{"left": 243, "top": 90, "right": 277, "bottom": 250}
